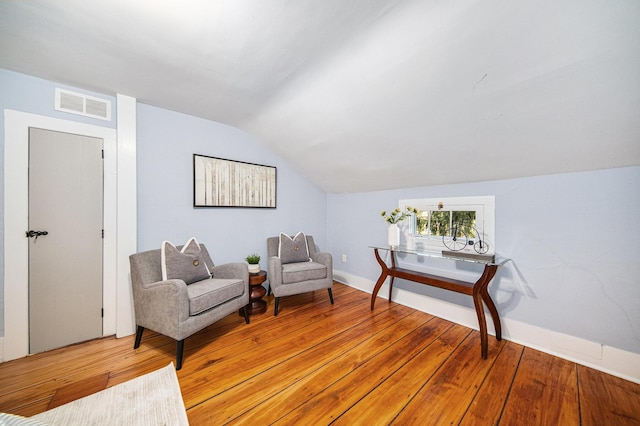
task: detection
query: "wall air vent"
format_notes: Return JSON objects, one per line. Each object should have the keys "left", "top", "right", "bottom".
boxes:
{"left": 55, "top": 88, "right": 112, "bottom": 121}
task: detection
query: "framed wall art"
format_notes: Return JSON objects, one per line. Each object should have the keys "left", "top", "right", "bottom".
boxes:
{"left": 193, "top": 154, "right": 277, "bottom": 208}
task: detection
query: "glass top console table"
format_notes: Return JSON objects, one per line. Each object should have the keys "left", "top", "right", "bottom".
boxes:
{"left": 370, "top": 245, "right": 510, "bottom": 359}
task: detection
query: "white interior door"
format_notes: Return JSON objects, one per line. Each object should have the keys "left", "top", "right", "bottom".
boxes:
{"left": 28, "top": 127, "right": 104, "bottom": 354}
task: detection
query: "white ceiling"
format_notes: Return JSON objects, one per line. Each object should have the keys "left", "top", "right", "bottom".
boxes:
{"left": 1, "top": 0, "right": 639, "bottom": 193}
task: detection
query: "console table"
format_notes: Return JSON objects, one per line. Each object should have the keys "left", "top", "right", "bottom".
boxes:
{"left": 370, "top": 245, "right": 510, "bottom": 359}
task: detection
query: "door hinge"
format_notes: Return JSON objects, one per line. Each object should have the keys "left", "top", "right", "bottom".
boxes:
{"left": 101, "top": 308, "right": 104, "bottom": 318}
{"left": 101, "top": 229, "right": 104, "bottom": 238}
{"left": 101, "top": 149, "right": 104, "bottom": 159}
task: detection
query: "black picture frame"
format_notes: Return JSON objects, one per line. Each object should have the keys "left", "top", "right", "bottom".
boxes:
{"left": 193, "top": 154, "right": 277, "bottom": 208}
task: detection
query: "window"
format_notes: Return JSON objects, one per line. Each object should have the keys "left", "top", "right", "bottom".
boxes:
{"left": 399, "top": 196, "right": 495, "bottom": 255}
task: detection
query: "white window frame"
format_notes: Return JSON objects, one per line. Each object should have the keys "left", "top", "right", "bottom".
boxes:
{"left": 399, "top": 195, "right": 495, "bottom": 255}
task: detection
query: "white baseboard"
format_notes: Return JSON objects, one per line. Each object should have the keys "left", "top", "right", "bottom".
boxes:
{"left": 333, "top": 269, "right": 640, "bottom": 384}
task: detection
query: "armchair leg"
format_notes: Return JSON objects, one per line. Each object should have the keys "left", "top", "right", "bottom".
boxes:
{"left": 176, "top": 340, "right": 185, "bottom": 371}
{"left": 133, "top": 325, "right": 144, "bottom": 349}
{"left": 274, "top": 297, "right": 280, "bottom": 316}
{"left": 242, "top": 305, "right": 250, "bottom": 324}
{"left": 328, "top": 288, "right": 334, "bottom": 304}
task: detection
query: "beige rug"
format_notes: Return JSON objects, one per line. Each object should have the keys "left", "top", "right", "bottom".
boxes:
{"left": 31, "top": 363, "right": 188, "bottom": 426}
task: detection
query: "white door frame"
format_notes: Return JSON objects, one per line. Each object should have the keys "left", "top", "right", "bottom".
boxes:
{"left": 3, "top": 108, "right": 134, "bottom": 361}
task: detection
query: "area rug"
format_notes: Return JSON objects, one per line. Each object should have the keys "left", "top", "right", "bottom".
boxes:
{"left": 31, "top": 363, "right": 189, "bottom": 426}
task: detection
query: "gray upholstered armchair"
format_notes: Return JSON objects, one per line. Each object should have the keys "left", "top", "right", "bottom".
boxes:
{"left": 267, "top": 233, "right": 333, "bottom": 315}
{"left": 129, "top": 239, "right": 250, "bottom": 370}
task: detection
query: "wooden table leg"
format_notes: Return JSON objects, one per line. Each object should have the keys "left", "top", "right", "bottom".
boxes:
{"left": 387, "top": 250, "right": 397, "bottom": 302}
{"left": 388, "top": 277, "right": 395, "bottom": 302}
{"left": 371, "top": 248, "right": 390, "bottom": 310}
{"left": 473, "top": 264, "right": 499, "bottom": 358}
{"left": 472, "top": 289, "right": 489, "bottom": 359}
{"left": 481, "top": 287, "right": 501, "bottom": 340}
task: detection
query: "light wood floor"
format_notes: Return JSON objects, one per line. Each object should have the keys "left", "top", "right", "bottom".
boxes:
{"left": 1, "top": 283, "right": 639, "bottom": 425}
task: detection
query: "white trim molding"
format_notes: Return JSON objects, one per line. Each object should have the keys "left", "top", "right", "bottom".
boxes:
{"left": 115, "top": 94, "right": 137, "bottom": 338}
{"left": 334, "top": 269, "right": 640, "bottom": 384}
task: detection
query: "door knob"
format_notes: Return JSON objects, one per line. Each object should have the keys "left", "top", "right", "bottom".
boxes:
{"left": 26, "top": 230, "right": 48, "bottom": 240}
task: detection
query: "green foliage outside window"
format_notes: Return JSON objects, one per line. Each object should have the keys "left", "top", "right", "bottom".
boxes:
{"left": 416, "top": 211, "right": 429, "bottom": 235}
{"left": 453, "top": 211, "right": 477, "bottom": 238}
{"left": 415, "top": 210, "right": 476, "bottom": 238}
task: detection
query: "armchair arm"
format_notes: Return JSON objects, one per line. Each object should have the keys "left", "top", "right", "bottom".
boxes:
{"left": 311, "top": 251, "right": 333, "bottom": 270}
{"left": 135, "top": 279, "right": 190, "bottom": 327}
{"left": 210, "top": 262, "right": 250, "bottom": 294}
{"left": 211, "top": 262, "right": 249, "bottom": 281}
{"left": 268, "top": 256, "right": 283, "bottom": 291}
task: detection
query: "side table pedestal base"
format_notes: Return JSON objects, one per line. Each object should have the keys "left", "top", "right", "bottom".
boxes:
{"left": 240, "top": 270, "right": 267, "bottom": 316}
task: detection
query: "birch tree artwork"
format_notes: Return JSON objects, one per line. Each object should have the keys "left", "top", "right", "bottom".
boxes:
{"left": 194, "top": 154, "right": 277, "bottom": 208}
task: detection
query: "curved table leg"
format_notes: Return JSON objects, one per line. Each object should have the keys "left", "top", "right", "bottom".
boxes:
{"left": 473, "top": 264, "right": 499, "bottom": 359}
{"left": 472, "top": 289, "right": 489, "bottom": 359}
{"left": 371, "top": 248, "right": 390, "bottom": 310}
{"left": 481, "top": 288, "right": 501, "bottom": 340}
{"left": 388, "top": 277, "right": 395, "bottom": 301}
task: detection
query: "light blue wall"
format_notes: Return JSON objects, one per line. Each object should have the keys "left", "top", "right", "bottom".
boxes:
{"left": 328, "top": 166, "right": 640, "bottom": 354}
{"left": 0, "top": 69, "right": 117, "bottom": 336}
{"left": 136, "top": 103, "right": 328, "bottom": 264}
{"left": 2, "top": 68, "right": 639, "bottom": 359}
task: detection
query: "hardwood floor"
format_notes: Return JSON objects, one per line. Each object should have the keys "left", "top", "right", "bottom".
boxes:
{"left": 1, "top": 283, "right": 639, "bottom": 425}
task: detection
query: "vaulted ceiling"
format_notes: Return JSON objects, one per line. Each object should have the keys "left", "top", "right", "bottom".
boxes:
{"left": 1, "top": 0, "right": 639, "bottom": 193}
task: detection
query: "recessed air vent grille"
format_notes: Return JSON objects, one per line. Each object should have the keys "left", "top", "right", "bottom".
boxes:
{"left": 55, "top": 88, "right": 112, "bottom": 121}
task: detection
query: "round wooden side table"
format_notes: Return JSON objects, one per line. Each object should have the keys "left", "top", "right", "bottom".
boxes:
{"left": 240, "top": 270, "right": 267, "bottom": 316}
